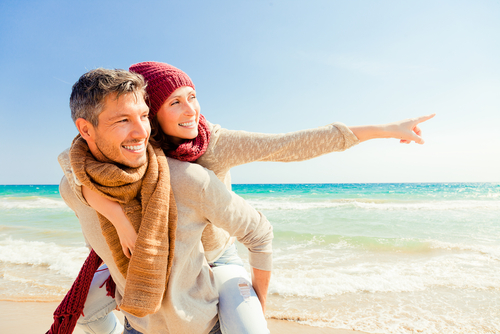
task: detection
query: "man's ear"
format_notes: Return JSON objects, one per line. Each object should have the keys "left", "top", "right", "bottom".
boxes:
{"left": 75, "top": 118, "right": 94, "bottom": 141}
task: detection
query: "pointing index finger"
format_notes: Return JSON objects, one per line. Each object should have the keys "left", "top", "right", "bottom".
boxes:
{"left": 416, "top": 113, "right": 436, "bottom": 124}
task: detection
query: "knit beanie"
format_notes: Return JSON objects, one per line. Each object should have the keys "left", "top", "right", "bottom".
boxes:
{"left": 129, "top": 61, "right": 195, "bottom": 117}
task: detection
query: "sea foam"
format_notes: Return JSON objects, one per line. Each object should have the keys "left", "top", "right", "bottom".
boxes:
{"left": 0, "top": 236, "right": 88, "bottom": 278}
{"left": 246, "top": 198, "right": 500, "bottom": 211}
{"left": 0, "top": 196, "right": 69, "bottom": 210}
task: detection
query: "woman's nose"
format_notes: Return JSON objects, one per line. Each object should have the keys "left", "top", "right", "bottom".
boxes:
{"left": 184, "top": 103, "right": 197, "bottom": 115}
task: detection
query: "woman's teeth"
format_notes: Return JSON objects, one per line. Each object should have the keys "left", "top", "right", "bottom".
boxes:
{"left": 179, "top": 121, "right": 195, "bottom": 127}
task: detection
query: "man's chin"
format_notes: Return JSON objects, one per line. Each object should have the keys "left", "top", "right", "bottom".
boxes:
{"left": 120, "top": 154, "right": 148, "bottom": 168}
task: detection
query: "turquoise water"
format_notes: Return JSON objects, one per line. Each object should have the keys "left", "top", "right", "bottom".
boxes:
{"left": 1, "top": 183, "right": 499, "bottom": 333}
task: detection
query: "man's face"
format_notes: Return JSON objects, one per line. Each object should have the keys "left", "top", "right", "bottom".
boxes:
{"left": 87, "top": 92, "right": 150, "bottom": 167}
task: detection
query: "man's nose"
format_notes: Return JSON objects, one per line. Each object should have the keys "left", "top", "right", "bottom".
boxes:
{"left": 131, "top": 118, "right": 150, "bottom": 139}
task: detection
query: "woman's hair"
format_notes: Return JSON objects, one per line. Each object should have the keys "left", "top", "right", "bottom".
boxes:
{"left": 149, "top": 115, "right": 186, "bottom": 152}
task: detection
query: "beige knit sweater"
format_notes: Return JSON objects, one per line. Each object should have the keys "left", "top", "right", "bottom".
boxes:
{"left": 59, "top": 154, "right": 274, "bottom": 334}
{"left": 65, "top": 121, "right": 359, "bottom": 262}
{"left": 198, "top": 121, "right": 359, "bottom": 261}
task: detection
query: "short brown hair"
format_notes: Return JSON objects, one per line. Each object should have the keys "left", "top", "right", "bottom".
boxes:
{"left": 70, "top": 68, "right": 147, "bottom": 127}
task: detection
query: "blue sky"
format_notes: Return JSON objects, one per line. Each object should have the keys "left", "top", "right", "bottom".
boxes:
{"left": 1, "top": 0, "right": 499, "bottom": 184}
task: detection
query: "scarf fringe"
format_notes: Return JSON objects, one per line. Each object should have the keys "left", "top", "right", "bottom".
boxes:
{"left": 100, "top": 273, "right": 116, "bottom": 298}
{"left": 46, "top": 250, "right": 103, "bottom": 334}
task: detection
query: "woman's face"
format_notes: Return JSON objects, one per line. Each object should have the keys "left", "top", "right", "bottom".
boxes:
{"left": 155, "top": 86, "right": 200, "bottom": 143}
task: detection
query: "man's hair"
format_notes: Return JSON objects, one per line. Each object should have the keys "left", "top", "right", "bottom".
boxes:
{"left": 70, "top": 68, "right": 147, "bottom": 127}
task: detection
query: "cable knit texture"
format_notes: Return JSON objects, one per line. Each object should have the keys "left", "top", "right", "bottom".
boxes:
{"left": 129, "top": 61, "right": 194, "bottom": 117}
{"left": 167, "top": 114, "right": 211, "bottom": 162}
{"left": 69, "top": 135, "right": 177, "bottom": 317}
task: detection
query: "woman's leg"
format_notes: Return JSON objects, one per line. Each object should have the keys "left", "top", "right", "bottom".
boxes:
{"left": 76, "top": 264, "right": 124, "bottom": 334}
{"left": 211, "top": 244, "right": 270, "bottom": 334}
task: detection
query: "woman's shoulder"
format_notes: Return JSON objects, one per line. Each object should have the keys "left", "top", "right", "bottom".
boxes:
{"left": 197, "top": 120, "right": 223, "bottom": 167}
{"left": 206, "top": 120, "right": 222, "bottom": 141}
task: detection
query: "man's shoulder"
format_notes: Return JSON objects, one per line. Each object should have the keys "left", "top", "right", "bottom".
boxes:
{"left": 166, "top": 158, "right": 217, "bottom": 192}
{"left": 58, "top": 148, "right": 88, "bottom": 206}
{"left": 59, "top": 174, "right": 72, "bottom": 202}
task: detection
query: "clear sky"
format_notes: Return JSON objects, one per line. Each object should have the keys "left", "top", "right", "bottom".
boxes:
{"left": 1, "top": 0, "right": 499, "bottom": 184}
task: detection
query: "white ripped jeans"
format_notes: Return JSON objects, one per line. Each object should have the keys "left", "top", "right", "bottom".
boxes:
{"left": 76, "top": 264, "right": 123, "bottom": 334}
{"left": 77, "top": 244, "right": 269, "bottom": 334}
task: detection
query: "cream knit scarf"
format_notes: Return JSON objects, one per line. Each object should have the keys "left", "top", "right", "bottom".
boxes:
{"left": 70, "top": 135, "right": 177, "bottom": 317}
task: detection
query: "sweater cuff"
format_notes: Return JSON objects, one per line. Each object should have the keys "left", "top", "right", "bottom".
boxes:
{"left": 331, "top": 122, "right": 360, "bottom": 149}
{"left": 249, "top": 251, "right": 273, "bottom": 272}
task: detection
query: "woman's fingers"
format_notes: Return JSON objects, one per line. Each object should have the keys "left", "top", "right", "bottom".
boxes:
{"left": 413, "top": 125, "right": 422, "bottom": 136}
{"left": 415, "top": 113, "right": 436, "bottom": 125}
{"left": 398, "top": 127, "right": 423, "bottom": 144}
{"left": 123, "top": 245, "right": 131, "bottom": 258}
{"left": 399, "top": 114, "right": 434, "bottom": 144}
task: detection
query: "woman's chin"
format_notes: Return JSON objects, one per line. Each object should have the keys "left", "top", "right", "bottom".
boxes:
{"left": 175, "top": 133, "right": 198, "bottom": 141}
{"left": 187, "top": 129, "right": 199, "bottom": 139}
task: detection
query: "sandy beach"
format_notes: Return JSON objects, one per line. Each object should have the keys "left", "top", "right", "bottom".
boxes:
{"left": 1, "top": 300, "right": 369, "bottom": 334}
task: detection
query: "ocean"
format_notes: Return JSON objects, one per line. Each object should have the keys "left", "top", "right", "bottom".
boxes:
{"left": 1, "top": 183, "right": 499, "bottom": 333}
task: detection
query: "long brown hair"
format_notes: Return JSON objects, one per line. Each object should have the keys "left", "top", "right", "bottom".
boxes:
{"left": 149, "top": 115, "right": 187, "bottom": 152}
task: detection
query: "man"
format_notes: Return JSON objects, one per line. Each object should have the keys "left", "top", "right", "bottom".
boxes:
{"left": 58, "top": 68, "right": 273, "bottom": 334}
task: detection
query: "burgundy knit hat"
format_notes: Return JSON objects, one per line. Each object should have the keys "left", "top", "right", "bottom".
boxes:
{"left": 129, "top": 61, "right": 195, "bottom": 117}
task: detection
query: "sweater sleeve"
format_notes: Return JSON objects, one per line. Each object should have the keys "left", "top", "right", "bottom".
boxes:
{"left": 199, "top": 170, "right": 273, "bottom": 271}
{"left": 58, "top": 148, "right": 89, "bottom": 207}
{"left": 58, "top": 149, "right": 93, "bottom": 249}
{"left": 205, "top": 122, "right": 360, "bottom": 174}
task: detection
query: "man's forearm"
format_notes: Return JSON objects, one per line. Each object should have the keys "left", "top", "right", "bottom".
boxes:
{"left": 252, "top": 267, "right": 271, "bottom": 314}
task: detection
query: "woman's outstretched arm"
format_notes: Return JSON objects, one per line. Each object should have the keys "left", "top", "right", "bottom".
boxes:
{"left": 201, "top": 114, "right": 435, "bottom": 177}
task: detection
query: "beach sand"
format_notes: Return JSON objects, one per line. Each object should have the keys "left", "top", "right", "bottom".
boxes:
{"left": 1, "top": 301, "right": 369, "bottom": 333}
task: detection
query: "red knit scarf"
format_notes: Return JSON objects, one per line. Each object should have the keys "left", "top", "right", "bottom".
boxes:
{"left": 46, "top": 250, "right": 115, "bottom": 334}
{"left": 167, "top": 114, "right": 211, "bottom": 162}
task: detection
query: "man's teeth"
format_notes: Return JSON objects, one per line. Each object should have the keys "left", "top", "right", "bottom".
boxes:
{"left": 179, "top": 121, "right": 195, "bottom": 126}
{"left": 123, "top": 143, "right": 145, "bottom": 151}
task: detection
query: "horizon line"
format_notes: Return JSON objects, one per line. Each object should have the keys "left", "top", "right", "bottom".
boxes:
{"left": 1, "top": 181, "right": 499, "bottom": 186}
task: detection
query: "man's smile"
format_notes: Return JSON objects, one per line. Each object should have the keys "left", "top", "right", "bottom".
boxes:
{"left": 123, "top": 142, "right": 146, "bottom": 152}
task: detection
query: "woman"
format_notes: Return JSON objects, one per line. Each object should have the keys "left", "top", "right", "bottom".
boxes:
{"left": 77, "top": 61, "right": 434, "bottom": 334}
